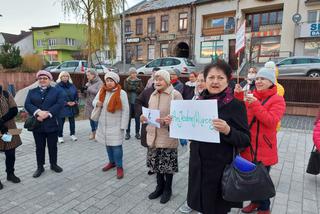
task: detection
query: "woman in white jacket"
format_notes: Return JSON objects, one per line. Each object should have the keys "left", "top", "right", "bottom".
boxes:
{"left": 92, "top": 72, "right": 129, "bottom": 179}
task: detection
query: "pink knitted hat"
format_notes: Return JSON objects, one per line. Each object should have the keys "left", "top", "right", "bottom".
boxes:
{"left": 36, "top": 70, "right": 53, "bottom": 80}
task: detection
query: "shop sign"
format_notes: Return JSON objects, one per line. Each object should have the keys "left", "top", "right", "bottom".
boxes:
{"left": 157, "top": 34, "right": 176, "bottom": 41}
{"left": 43, "top": 50, "right": 58, "bottom": 55}
{"left": 203, "top": 35, "right": 221, "bottom": 41}
{"left": 126, "top": 37, "right": 140, "bottom": 43}
{"left": 235, "top": 21, "right": 246, "bottom": 54}
{"left": 300, "top": 23, "right": 320, "bottom": 37}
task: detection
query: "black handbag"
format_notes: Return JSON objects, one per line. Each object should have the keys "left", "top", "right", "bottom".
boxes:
{"left": 306, "top": 145, "right": 320, "bottom": 175}
{"left": 24, "top": 116, "right": 40, "bottom": 131}
{"left": 221, "top": 96, "right": 276, "bottom": 202}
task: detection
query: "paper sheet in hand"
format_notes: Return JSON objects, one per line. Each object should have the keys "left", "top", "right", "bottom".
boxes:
{"left": 170, "top": 100, "right": 220, "bottom": 143}
{"left": 142, "top": 107, "right": 160, "bottom": 128}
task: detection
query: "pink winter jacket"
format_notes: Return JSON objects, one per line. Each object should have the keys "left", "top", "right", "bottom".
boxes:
{"left": 313, "top": 113, "right": 320, "bottom": 150}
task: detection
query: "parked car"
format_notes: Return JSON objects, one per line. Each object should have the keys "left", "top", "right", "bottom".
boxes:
{"left": 44, "top": 61, "right": 61, "bottom": 72}
{"left": 276, "top": 56, "right": 320, "bottom": 77}
{"left": 95, "top": 63, "right": 119, "bottom": 73}
{"left": 136, "top": 57, "right": 196, "bottom": 75}
{"left": 51, "top": 60, "right": 91, "bottom": 73}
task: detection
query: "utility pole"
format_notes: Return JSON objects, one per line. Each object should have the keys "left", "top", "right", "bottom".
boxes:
{"left": 122, "top": 0, "right": 126, "bottom": 73}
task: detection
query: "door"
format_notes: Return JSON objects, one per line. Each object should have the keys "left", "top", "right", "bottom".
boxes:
{"left": 292, "top": 58, "right": 312, "bottom": 76}
{"left": 277, "top": 58, "right": 295, "bottom": 76}
{"left": 144, "top": 59, "right": 162, "bottom": 74}
{"left": 229, "top": 40, "right": 238, "bottom": 70}
{"left": 161, "top": 58, "right": 181, "bottom": 72}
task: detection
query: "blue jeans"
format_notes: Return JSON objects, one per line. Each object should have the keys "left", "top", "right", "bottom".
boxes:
{"left": 253, "top": 166, "right": 271, "bottom": 211}
{"left": 58, "top": 117, "right": 75, "bottom": 137}
{"left": 89, "top": 119, "right": 98, "bottom": 132}
{"left": 106, "top": 145, "right": 123, "bottom": 168}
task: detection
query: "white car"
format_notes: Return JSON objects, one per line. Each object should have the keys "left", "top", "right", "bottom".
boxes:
{"left": 95, "top": 64, "right": 119, "bottom": 73}
{"left": 51, "top": 60, "right": 89, "bottom": 73}
{"left": 137, "top": 57, "right": 196, "bottom": 75}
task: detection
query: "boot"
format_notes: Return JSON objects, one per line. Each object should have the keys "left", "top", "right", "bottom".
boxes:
{"left": 33, "top": 166, "right": 45, "bottom": 178}
{"left": 116, "top": 167, "right": 124, "bottom": 179}
{"left": 102, "top": 163, "right": 116, "bottom": 172}
{"left": 242, "top": 203, "right": 260, "bottom": 213}
{"left": 148, "top": 173, "right": 165, "bottom": 199}
{"left": 7, "top": 173, "right": 21, "bottom": 183}
{"left": 125, "top": 133, "right": 131, "bottom": 140}
{"left": 50, "top": 164, "right": 63, "bottom": 173}
{"left": 160, "top": 173, "right": 173, "bottom": 204}
{"left": 0, "top": 180, "right": 3, "bottom": 190}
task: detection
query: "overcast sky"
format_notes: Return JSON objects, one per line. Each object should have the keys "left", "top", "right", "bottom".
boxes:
{"left": 0, "top": 0, "right": 141, "bottom": 34}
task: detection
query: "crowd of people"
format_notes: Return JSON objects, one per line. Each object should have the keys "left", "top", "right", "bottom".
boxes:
{"left": 0, "top": 59, "right": 319, "bottom": 214}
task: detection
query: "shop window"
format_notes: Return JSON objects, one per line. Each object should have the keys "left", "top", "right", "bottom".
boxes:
{"left": 148, "top": 45, "right": 155, "bottom": 60}
{"left": 200, "top": 40, "right": 223, "bottom": 58}
{"left": 304, "top": 41, "right": 320, "bottom": 56}
{"left": 179, "top": 13, "right": 188, "bottom": 30}
{"left": 160, "top": 44, "right": 169, "bottom": 57}
{"left": 251, "top": 36, "right": 280, "bottom": 63}
{"left": 308, "top": 10, "right": 320, "bottom": 23}
{"left": 161, "top": 15, "right": 169, "bottom": 32}
{"left": 136, "top": 45, "right": 143, "bottom": 60}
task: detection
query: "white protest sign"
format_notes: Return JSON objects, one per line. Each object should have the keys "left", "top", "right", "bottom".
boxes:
{"left": 142, "top": 107, "right": 160, "bottom": 128}
{"left": 235, "top": 21, "right": 246, "bottom": 54}
{"left": 170, "top": 100, "right": 220, "bottom": 143}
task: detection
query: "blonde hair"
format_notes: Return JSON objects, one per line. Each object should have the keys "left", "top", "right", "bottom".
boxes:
{"left": 56, "top": 71, "right": 73, "bottom": 83}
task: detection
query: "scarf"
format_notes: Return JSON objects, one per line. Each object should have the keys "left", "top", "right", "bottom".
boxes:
{"left": 98, "top": 84, "right": 122, "bottom": 113}
{"left": 171, "top": 79, "right": 178, "bottom": 84}
{"left": 199, "top": 87, "right": 234, "bottom": 108}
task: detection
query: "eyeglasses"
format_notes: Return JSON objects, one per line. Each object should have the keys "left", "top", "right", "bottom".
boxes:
{"left": 38, "top": 77, "right": 49, "bottom": 80}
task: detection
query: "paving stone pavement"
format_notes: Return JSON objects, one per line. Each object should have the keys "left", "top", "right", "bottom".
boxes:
{"left": 0, "top": 116, "right": 319, "bottom": 214}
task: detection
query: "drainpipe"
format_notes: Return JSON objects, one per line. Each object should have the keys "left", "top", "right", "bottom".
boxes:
{"left": 292, "top": 0, "right": 300, "bottom": 57}
{"left": 189, "top": 2, "right": 194, "bottom": 60}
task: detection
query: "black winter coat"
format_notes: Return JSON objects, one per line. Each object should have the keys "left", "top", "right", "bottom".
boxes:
{"left": 135, "top": 85, "right": 155, "bottom": 147}
{"left": 187, "top": 98, "right": 250, "bottom": 214}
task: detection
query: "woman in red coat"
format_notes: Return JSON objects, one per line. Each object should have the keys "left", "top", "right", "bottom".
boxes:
{"left": 234, "top": 67, "right": 286, "bottom": 214}
{"left": 313, "top": 111, "right": 320, "bottom": 150}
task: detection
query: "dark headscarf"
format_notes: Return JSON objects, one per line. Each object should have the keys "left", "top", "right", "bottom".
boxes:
{"left": 199, "top": 87, "right": 234, "bottom": 108}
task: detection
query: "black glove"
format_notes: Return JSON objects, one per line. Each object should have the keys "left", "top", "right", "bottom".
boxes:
{"left": 0, "top": 125, "right": 8, "bottom": 134}
{"left": 80, "top": 86, "right": 88, "bottom": 93}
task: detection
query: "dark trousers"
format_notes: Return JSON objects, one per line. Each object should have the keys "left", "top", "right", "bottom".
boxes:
{"left": 89, "top": 119, "right": 98, "bottom": 132}
{"left": 33, "top": 132, "right": 58, "bottom": 167}
{"left": 3, "top": 148, "right": 15, "bottom": 174}
{"left": 58, "top": 117, "right": 75, "bottom": 137}
{"left": 253, "top": 166, "right": 272, "bottom": 211}
{"left": 126, "top": 103, "right": 140, "bottom": 134}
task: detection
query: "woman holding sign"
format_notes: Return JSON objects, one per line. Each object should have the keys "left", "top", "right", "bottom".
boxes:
{"left": 185, "top": 61, "right": 251, "bottom": 214}
{"left": 141, "top": 70, "right": 183, "bottom": 204}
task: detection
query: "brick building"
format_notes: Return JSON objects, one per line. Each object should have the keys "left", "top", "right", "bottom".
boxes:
{"left": 124, "top": 0, "right": 196, "bottom": 64}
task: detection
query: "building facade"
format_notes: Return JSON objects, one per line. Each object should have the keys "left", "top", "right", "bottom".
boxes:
{"left": 31, "top": 23, "right": 87, "bottom": 62}
{"left": 0, "top": 31, "right": 33, "bottom": 56}
{"left": 194, "top": 0, "right": 320, "bottom": 67}
{"left": 124, "top": 0, "right": 196, "bottom": 64}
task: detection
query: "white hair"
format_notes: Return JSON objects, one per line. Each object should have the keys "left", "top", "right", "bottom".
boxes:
{"left": 56, "top": 71, "right": 73, "bottom": 83}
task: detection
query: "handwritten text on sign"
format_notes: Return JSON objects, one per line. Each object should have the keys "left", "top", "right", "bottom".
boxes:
{"left": 170, "top": 100, "right": 220, "bottom": 143}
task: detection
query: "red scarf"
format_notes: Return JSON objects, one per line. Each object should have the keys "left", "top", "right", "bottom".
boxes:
{"left": 98, "top": 84, "right": 122, "bottom": 113}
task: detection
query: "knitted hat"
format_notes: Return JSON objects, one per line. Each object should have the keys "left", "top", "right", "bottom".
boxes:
{"left": 264, "top": 61, "right": 276, "bottom": 70}
{"left": 129, "top": 67, "right": 137, "bottom": 74}
{"left": 104, "top": 72, "right": 120, "bottom": 84}
{"left": 154, "top": 70, "right": 171, "bottom": 85}
{"left": 256, "top": 67, "right": 276, "bottom": 84}
{"left": 167, "top": 68, "right": 181, "bottom": 76}
{"left": 36, "top": 70, "right": 53, "bottom": 80}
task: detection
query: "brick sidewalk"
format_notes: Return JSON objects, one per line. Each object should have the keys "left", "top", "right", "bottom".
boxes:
{"left": 0, "top": 118, "right": 319, "bottom": 214}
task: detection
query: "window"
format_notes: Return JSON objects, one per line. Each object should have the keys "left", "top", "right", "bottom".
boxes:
{"left": 148, "top": 45, "right": 155, "bottom": 60}
{"left": 48, "top": 39, "right": 57, "bottom": 46}
{"left": 147, "top": 59, "right": 162, "bottom": 68}
{"left": 179, "top": 13, "right": 188, "bottom": 30}
{"left": 37, "top": 39, "right": 43, "bottom": 47}
{"left": 278, "top": 59, "right": 293, "bottom": 66}
{"left": 67, "top": 61, "right": 78, "bottom": 67}
{"left": 162, "top": 58, "right": 180, "bottom": 66}
{"left": 65, "top": 38, "right": 75, "bottom": 46}
{"left": 200, "top": 40, "right": 223, "bottom": 58}
{"left": 136, "top": 19, "right": 143, "bottom": 35}
{"left": 148, "top": 17, "right": 155, "bottom": 34}
{"left": 251, "top": 36, "right": 280, "bottom": 63}
{"left": 246, "top": 11, "right": 283, "bottom": 31}
{"left": 136, "top": 45, "right": 143, "bottom": 60}
{"left": 311, "top": 58, "right": 320, "bottom": 63}
{"left": 161, "top": 15, "right": 169, "bottom": 32}
{"left": 125, "top": 20, "right": 131, "bottom": 33}
{"left": 184, "top": 59, "right": 195, "bottom": 66}
{"left": 160, "top": 44, "right": 169, "bottom": 57}
{"left": 293, "top": 58, "right": 311, "bottom": 64}
{"left": 305, "top": 41, "right": 320, "bottom": 56}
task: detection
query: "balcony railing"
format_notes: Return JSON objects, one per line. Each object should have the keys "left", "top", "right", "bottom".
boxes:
{"left": 246, "top": 24, "right": 282, "bottom": 33}
{"left": 202, "top": 26, "right": 235, "bottom": 36}
{"left": 38, "top": 38, "right": 84, "bottom": 51}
